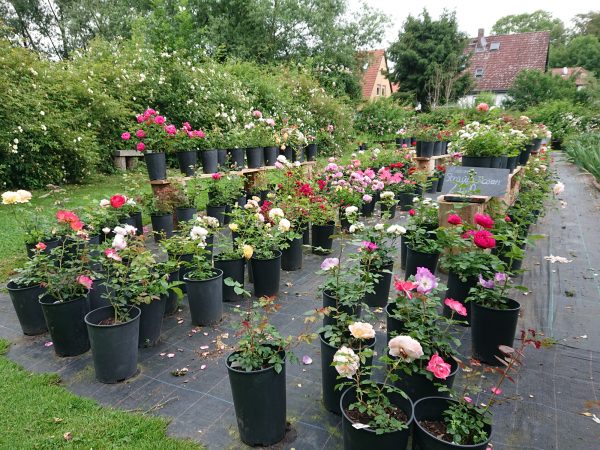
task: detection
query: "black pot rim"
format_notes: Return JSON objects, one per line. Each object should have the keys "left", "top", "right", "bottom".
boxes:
{"left": 406, "top": 245, "right": 440, "bottom": 257}
{"left": 84, "top": 305, "right": 141, "bottom": 329}
{"left": 39, "top": 294, "right": 88, "bottom": 306}
{"left": 183, "top": 268, "right": 223, "bottom": 283}
{"left": 473, "top": 298, "right": 521, "bottom": 312}
{"left": 176, "top": 150, "right": 197, "bottom": 154}
{"left": 251, "top": 249, "right": 282, "bottom": 261}
{"left": 226, "top": 348, "right": 286, "bottom": 374}
{"left": 150, "top": 212, "right": 173, "bottom": 218}
{"left": 340, "top": 384, "right": 415, "bottom": 435}
{"left": 312, "top": 221, "right": 335, "bottom": 227}
{"left": 145, "top": 151, "right": 165, "bottom": 156}
{"left": 7, "top": 281, "right": 41, "bottom": 291}
{"left": 413, "top": 396, "right": 491, "bottom": 448}
{"left": 214, "top": 256, "right": 244, "bottom": 263}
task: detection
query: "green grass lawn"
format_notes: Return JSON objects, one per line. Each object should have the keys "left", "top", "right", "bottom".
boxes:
{"left": 0, "top": 339, "right": 201, "bottom": 449}
{"left": 0, "top": 171, "right": 151, "bottom": 282}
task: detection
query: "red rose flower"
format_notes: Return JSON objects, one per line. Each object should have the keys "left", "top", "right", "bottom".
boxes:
{"left": 447, "top": 214, "right": 462, "bottom": 225}
{"left": 462, "top": 229, "right": 476, "bottom": 239}
{"left": 211, "top": 173, "right": 222, "bottom": 180}
{"left": 474, "top": 213, "right": 494, "bottom": 229}
{"left": 317, "top": 179, "right": 327, "bottom": 191}
{"left": 409, "top": 209, "right": 416, "bottom": 216}
{"left": 473, "top": 230, "right": 496, "bottom": 249}
{"left": 504, "top": 215, "right": 511, "bottom": 222}
{"left": 110, "top": 194, "right": 127, "bottom": 209}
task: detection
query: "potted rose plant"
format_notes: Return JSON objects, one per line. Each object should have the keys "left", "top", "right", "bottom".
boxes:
{"left": 307, "top": 193, "right": 336, "bottom": 255}
{"left": 404, "top": 197, "right": 440, "bottom": 278}
{"left": 213, "top": 234, "right": 250, "bottom": 302}
{"left": 144, "top": 188, "right": 176, "bottom": 242}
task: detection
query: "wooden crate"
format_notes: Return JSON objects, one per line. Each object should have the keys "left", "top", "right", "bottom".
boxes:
{"left": 413, "top": 154, "right": 452, "bottom": 175}
{"left": 437, "top": 195, "right": 490, "bottom": 227}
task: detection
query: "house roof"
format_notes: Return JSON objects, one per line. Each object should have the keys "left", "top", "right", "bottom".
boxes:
{"left": 360, "top": 49, "right": 390, "bottom": 98}
{"left": 467, "top": 31, "right": 550, "bottom": 92}
{"left": 550, "top": 66, "right": 591, "bottom": 86}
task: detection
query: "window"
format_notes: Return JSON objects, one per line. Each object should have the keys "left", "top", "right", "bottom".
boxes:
{"left": 381, "top": 85, "right": 386, "bottom": 96}
{"left": 376, "top": 84, "right": 381, "bottom": 96}
{"left": 490, "top": 42, "right": 500, "bottom": 51}
{"left": 475, "top": 68, "right": 484, "bottom": 78}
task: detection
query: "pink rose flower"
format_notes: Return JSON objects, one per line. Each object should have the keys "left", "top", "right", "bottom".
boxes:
{"left": 121, "top": 132, "right": 131, "bottom": 140}
{"left": 426, "top": 353, "right": 452, "bottom": 379}
{"left": 164, "top": 124, "right": 177, "bottom": 135}
{"left": 35, "top": 242, "right": 47, "bottom": 251}
{"left": 447, "top": 214, "right": 462, "bottom": 225}
{"left": 136, "top": 129, "right": 146, "bottom": 138}
{"left": 211, "top": 173, "right": 222, "bottom": 180}
{"left": 474, "top": 213, "right": 494, "bottom": 229}
{"left": 252, "top": 110, "right": 263, "bottom": 118}
{"left": 136, "top": 115, "right": 144, "bottom": 123}
{"left": 473, "top": 230, "right": 496, "bottom": 249}
{"left": 136, "top": 142, "right": 145, "bottom": 152}
{"left": 77, "top": 275, "right": 93, "bottom": 290}
{"left": 476, "top": 103, "right": 489, "bottom": 112}
{"left": 444, "top": 298, "right": 467, "bottom": 316}
{"left": 154, "top": 115, "right": 165, "bottom": 125}
{"left": 491, "top": 387, "right": 502, "bottom": 395}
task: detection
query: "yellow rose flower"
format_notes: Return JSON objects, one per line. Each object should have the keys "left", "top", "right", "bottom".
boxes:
{"left": 242, "top": 244, "right": 254, "bottom": 260}
{"left": 15, "top": 190, "right": 32, "bottom": 203}
{"left": 228, "top": 223, "right": 239, "bottom": 232}
{"left": 1, "top": 191, "right": 19, "bottom": 205}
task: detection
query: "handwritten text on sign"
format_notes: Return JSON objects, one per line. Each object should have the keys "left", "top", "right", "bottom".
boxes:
{"left": 441, "top": 166, "right": 510, "bottom": 197}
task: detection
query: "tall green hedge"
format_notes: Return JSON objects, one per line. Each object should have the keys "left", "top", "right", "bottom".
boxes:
{"left": 0, "top": 38, "right": 353, "bottom": 189}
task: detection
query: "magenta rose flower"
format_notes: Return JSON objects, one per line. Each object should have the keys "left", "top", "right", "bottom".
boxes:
{"left": 426, "top": 353, "right": 451, "bottom": 379}
{"left": 474, "top": 213, "right": 494, "bottom": 229}
{"left": 473, "top": 230, "right": 496, "bottom": 249}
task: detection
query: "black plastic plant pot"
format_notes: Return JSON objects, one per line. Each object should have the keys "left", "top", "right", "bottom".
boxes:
{"left": 437, "top": 175, "right": 445, "bottom": 192}
{"left": 176, "top": 207, "right": 197, "bottom": 223}
{"left": 362, "top": 261, "right": 393, "bottom": 308}
{"left": 340, "top": 384, "right": 413, "bottom": 450}
{"left": 131, "top": 211, "right": 144, "bottom": 235}
{"left": 281, "top": 237, "right": 303, "bottom": 271}
{"left": 246, "top": 147, "right": 264, "bottom": 168}
{"left": 206, "top": 205, "right": 226, "bottom": 226}
{"left": 184, "top": 269, "right": 223, "bottom": 326}
{"left": 85, "top": 305, "right": 140, "bottom": 384}
{"left": 395, "top": 137, "right": 402, "bottom": 146}
{"left": 228, "top": 148, "right": 245, "bottom": 169}
{"left": 227, "top": 350, "right": 287, "bottom": 446}
{"left": 144, "top": 152, "right": 167, "bottom": 181}
{"left": 385, "top": 303, "right": 406, "bottom": 341}
{"left": 361, "top": 201, "right": 375, "bottom": 217}
{"left": 214, "top": 257, "right": 245, "bottom": 302}
{"left": 150, "top": 213, "right": 174, "bottom": 242}
{"left": 302, "top": 223, "right": 310, "bottom": 245}
{"left": 471, "top": 299, "right": 521, "bottom": 365}
{"left": 519, "top": 145, "right": 533, "bottom": 166}
{"left": 412, "top": 396, "right": 491, "bottom": 450}
{"left": 282, "top": 145, "right": 293, "bottom": 161}
{"left": 405, "top": 247, "right": 439, "bottom": 279}
{"left": 7, "top": 282, "right": 47, "bottom": 335}
{"left": 39, "top": 295, "right": 90, "bottom": 357}
{"left": 490, "top": 156, "right": 502, "bottom": 168}
{"left": 176, "top": 150, "right": 197, "bottom": 176}
{"left": 462, "top": 156, "right": 491, "bottom": 168}
{"left": 236, "top": 194, "right": 247, "bottom": 208}
{"left": 322, "top": 290, "right": 362, "bottom": 328}
{"left": 380, "top": 202, "right": 397, "bottom": 219}
{"left": 264, "top": 146, "right": 278, "bottom": 166}
{"left": 507, "top": 156, "right": 518, "bottom": 173}
{"left": 321, "top": 333, "right": 375, "bottom": 415}
{"left": 427, "top": 178, "right": 439, "bottom": 193}
{"left": 433, "top": 141, "right": 443, "bottom": 156}
{"left": 250, "top": 251, "right": 282, "bottom": 297}
{"left": 420, "top": 141, "right": 434, "bottom": 158}
{"left": 397, "top": 192, "right": 415, "bottom": 211}
{"left": 201, "top": 149, "right": 219, "bottom": 174}
{"left": 499, "top": 155, "right": 508, "bottom": 169}
{"left": 165, "top": 269, "right": 181, "bottom": 316}
{"left": 138, "top": 296, "right": 166, "bottom": 348}
{"left": 217, "top": 148, "right": 227, "bottom": 167}
{"left": 339, "top": 208, "right": 351, "bottom": 232}
{"left": 25, "top": 236, "right": 61, "bottom": 258}
{"left": 88, "top": 278, "right": 113, "bottom": 312}
{"left": 532, "top": 138, "right": 543, "bottom": 151}
{"left": 292, "top": 146, "right": 304, "bottom": 162}
{"left": 443, "top": 272, "right": 478, "bottom": 326}
{"left": 305, "top": 143, "right": 318, "bottom": 161}
{"left": 311, "top": 222, "right": 335, "bottom": 255}
{"left": 400, "top": 234, "right": 409, "bottom": 270}
{"left": 175, "top": 253, "right": 194, "bottom": 294}
{"left": 392, "top": 357, "right": 459, "bottom": 401}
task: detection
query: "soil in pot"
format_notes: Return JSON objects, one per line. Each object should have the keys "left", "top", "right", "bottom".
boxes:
{"left": 7, "top": 282, "right": 47, "bottom": 335}
{"left": 227, "top": 350, "right": 287, "bottom": 446}
{"left": 138, "top": 296, "right": 166, "bottom": 347}
{"left": 176, "top": 150, "right": 197, "bottom": 176}
{"left": 471, "top": 299, "right": 521, "bottom": 365}
{"left": 214, "top": 257, "right": 245, "bottom": 302}
{"left": 405, "top": 246, "right": 439, "bottom": 279}
{"left": 85, "top": 305, "right": 140, "bottom": 383}
{"left": 340, "top": 384, "right": 413, "bottom": 450}
{"left": 311, "top": 222, "right": 335, "bottom": 255}
{"left": 281, "top": 237, "right": 303, "bottom": 271}
{"left": 201, "top": 149, "right": 219, "bottom": 174}
{"left": 413, "top": 396, "right": 491, "bottom": 450}
{"left": 250, "top": 251, "right": 281, "bottom": 297}
{"left": 40, "top": 295, "right": 90, "bottom": 357}
{"left": 184, "top": 269, "right": 223, "bottom": 326}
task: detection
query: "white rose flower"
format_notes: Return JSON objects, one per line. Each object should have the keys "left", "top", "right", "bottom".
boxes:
{"left": 333, "top": 346, "right": 360, "bottom": 379}
{"left": 112, "top": 234, "right": 127, "bottom": 250}
{"left": 278, "top": 218, "right": 291, "bottom": 232}
{"left": 374, "top": 223, "right": 384, "bottom": 231}
{"left": 123, "top": 224, "right": 137, "bottom": 235}
{"left": 269, "top": 208, "right": 285, "bottom": 219}
{"left": 190, "top": 226, "right": 208, "bottom": 240}
{"left": 99, "top": 199, "right": 110, "bottom": 208}
{"left": 387, "top": 225, "right": 406, "bottom": 235}
{"left": 388, "top": 335, "right": 424, "bottom": 362}
{"left": 277, "top": 155, "right": 288, "bottom": 163}
{"left": 348, "top": 322, "right": 375, "bottom": 340}
{"left": 380, "top": 191, "right": 394, "bottom": 200}
{"left": 345, "top": 205, "right": 358, "bottom": 216}
{"left": 113, "top": 226, "right": 127, "bottom": 236}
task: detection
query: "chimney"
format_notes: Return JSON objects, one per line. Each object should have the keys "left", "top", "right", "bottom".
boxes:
{"left": 478, "top": 28, "right": 485, "bottom": 38}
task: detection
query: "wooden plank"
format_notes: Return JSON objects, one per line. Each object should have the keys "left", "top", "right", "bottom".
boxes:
{"left": 114, "top": 150, "right": 143, "bottom": 157}
{"left": 113, "top": 156, "right": 126, "bottom": 170}
{"left": 413, "top": 154, "right": 452, "bottom": 175}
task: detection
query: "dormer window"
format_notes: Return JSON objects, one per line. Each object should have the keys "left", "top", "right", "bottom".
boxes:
{"left": 490, "top": 42, "right": 500, "bottom": 51}
{"left": 475, "top": 68, "right": 484, "bottom": 78}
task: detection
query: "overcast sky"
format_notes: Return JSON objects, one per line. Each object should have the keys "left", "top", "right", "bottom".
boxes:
{"left": 354, "top": 0, "right": 599, "bottom": 45}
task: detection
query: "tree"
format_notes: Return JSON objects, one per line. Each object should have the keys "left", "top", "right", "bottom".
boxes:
{"left": 387, "top": 9, "right": 472, "bottom": 109}
{"left": 504, "top": 69, "right": 581, "bottom": 110}
{"left": 573, "top": 11, "right": 600, "bottom": 39}
{"left": 491, "top": 10, "right": 565, "bottom": 45}
{"left": 550, "top": 35, "right": 600, "bottom": 77}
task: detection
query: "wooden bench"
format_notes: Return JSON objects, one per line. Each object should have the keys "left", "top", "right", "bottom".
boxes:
{"left": 113, "top": 150, "right": 143, "bottom": 170}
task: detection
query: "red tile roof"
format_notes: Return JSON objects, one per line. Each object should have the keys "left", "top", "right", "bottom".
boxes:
{"left": 467, "top": 31, "right": 550, "bottom": 92}
{"left": 550, "top": 66, "right": 591, "bottom": 87}
{"left": 360, "top": 49, "right": 388, "bottom": 99}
